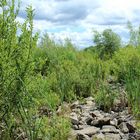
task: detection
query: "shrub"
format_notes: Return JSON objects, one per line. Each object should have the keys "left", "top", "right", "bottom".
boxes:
{"left": 93, "top": 29, "right": 121, "bottom": 59}
{"left": 0, "top": 1, "right": 39, "bottom": 139}
{"left": 113, "top": 46, "right": 140, "bottom": 116}
{"left": 39, "top": 116, "right": 71, "bottom": 140}
{"left": 95, "top": 82, "right": 117, "bottom": 112}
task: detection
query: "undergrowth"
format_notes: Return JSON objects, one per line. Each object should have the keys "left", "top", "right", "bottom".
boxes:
{"left": 0, "top": 0, "right": 140, "bottom": 139}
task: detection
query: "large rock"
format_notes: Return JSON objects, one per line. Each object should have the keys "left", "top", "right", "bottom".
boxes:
{"left": 92, "top": 133, "right": 121, "bottom": 140}
{"left": 85, "top": 97, "right": 94, "bottom": 102}
{"left": 110, "top": 118, "right": 118, "bottom": 127}
{"left": 119, "top": 122, "right": 129, "bottom": 133}
{"left": 81, "top": 105, "right": 95, "bottom": 112}
{"left": 77, "top": 134, "right": 90, "bottom": 140}
{"left": 126, "top": 122, "right": 136, "bottom": 133}
{"left": 70, "top": 112, "right": 80, "bottom": 125}
{"left": 91, "top": 117, "right": 110, "bottom": 127}
{"left": 86, "top": 100, "right": 94, "bottom": 106}
{"left": 113, "top": 98, "right": 122, "bottom": 110}
{"left": 91, "top": 133, "right": 105, "bottom": 140}
{"left": 101, "top": 125, "right": 119, "bottom": 134}
{"left": 85, "top": 97, "right": 95, "bottom": 107}
{"left": 104, "top": 133, "right": 121, "bottom": 140}
{"left": 90, "top": 110, "right": 103, "bottom": 118}
{"left": 76, "top": 126, "right": 100, "bottom": 137}
{"left": 72, "top": 108, "right": 82, "bottom": 115}
{"left": 71, "top": 101, "right": 80, "bottom": 109}
{"left": 80, "top": 112, "right": 93, "bottom": 125}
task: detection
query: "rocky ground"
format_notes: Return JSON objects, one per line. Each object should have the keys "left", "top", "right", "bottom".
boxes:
{"left": 66, "top": 97, "right": 140, "bottom": 140}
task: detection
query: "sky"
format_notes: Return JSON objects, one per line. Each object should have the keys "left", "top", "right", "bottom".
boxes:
{"left": 17, "top": 0, "right": 140, "bottom": 48}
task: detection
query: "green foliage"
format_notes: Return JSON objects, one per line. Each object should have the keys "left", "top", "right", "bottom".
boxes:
{"left": 126, "top": 79, "right": 140, "bottom": 116}
{"left": 39, "top": 116, "right": 71, "bottom": 140}
{"left": 1, "top": 1, "right": 140, "bottom": 139}
{"left": 95, "top": 82, "right": 117, "bottom": 112}
{"left": 75, "top": 53, "right": 107, "bottom": 97}
{"left": 34, "top": 38, "right": 111, "bottom": 101}
{"left": 93, "top": 29, "right": 121, "bottom": 59}
{"left": 113, "top": 46, "right": 140, "bottom": 83}
{"left": 113, "top": 46, "right": 140, "bottom": 116}
{"left": 0, "top": 0, "right": 39, "bottom": 139}
{"left": 127, "top": 21, "right": 140, "bottom": 47}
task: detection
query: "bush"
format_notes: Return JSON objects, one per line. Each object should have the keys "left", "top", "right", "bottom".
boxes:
{"left": 0, "top": 1, "right": 40, "bottom": 139}
{"left": 39, "top": 116, "right": 71, "bottom": 140}
{"left": 95, "top": 82, "right": 117, "bottom": 112}
{"left": 113, "top": 46, "right": 140, "bottom": 116}
{"left": 93, "top": 29, "right": 121, "bottom": 59}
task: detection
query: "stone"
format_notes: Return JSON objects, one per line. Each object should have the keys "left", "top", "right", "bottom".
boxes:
{"left": 104, "top": 133, "right": 121, "bottom": 140}
{"left": 80, "top": 113, "right": 93, "bottom": 125}
{"left": 78, "top": 125, "right": 87, "bottom": 130}
{"left": 91, "top": 119, "right": 100, "bottom": 126}
{"left": 68, "top": 130, "right": 77, "bottom": 140}
{"left": 101, "top": 125, "right": 119, "bottom": 133}
{"left": 135, "top": 131, "right": 140, "bottom": 140}
{"left": 117, "top": 114, "right": 132, "bottom": 124}
{"left": 85, "top": 117, "right": 93, "bottom": 125}
{"left": 70, "top": 112, "right": 79, "bottom": 125}
{"left": 128, "top": 133, "right": 137, "bottom": 140}
{"left": 72, "top": 108, "right": 82, "bottom": 115}
{"left": 110, "top": 118, "right": 118, "bottom": 127}
{"left": 73, "top": 125, "right": 79, "bottom": 130}
{"left": 70, "top": 117, "right": 79, "bottom": 125}
{"left": 85, "top": 97, "right": 95, "bottom": 106}
{"left": 81, "top": 112, "right": 90, "bottom": 118}
{"left": 77, "top": 134, "right": 90, "bottom": 140}
{"left": 117, "top": 130, "right": 128, "bottom": 139}
{"left": 81, "top": 105, "right": 95, "bottom": 112}
{"left": 92, "top": 133, "right": 121, "bottom": 140}
{"left": 85, "top": 96, "right": 94, "bottom": 102}
{"left": 100, "top": 117, "right": 111, "bottom": 125}
{"left": 119, "top": 122, "right": 129, "bottom": 133}
{"left": 73, "top": 124, "right": 87, "bottom": 130}
{"left": 128, "top": 120, "right": 136, "bottom": 128}
{"left": 69, "top": 98, "right": 140, "bottom": 140}
{"left": 120, "top": 134, "right": 129, "bottom": 140}
{"left": 56, "top": 106, "right": 61, "bottom": 115}
{"left": 104, "top": 112, "right": 111, "bottom": 117}
{"left": 113, "top": 99, "right": 122, "bottom": 112}
{"left": 90, "top": 110, "right": 103, "bottom": 118}
{"left": 126, "top": 122, "right": 136, "bottom": 133}
{"left": 92, "top": 133, "right": 105, "bottom": 140}
{"left": 71, "top": 101, "right": 80, "bottom": 109}
{"left": 119, "top": 110, "right": 129, "bottom": 116}
{"left": 91, "top": 117, "right": 110, "bottom": 127}
{"left": 111, "top": 112, "right": 119, "bottom": 119}
{"left": 76, "top": 126, "right": 100, "bottom": 137}
{"left": 86, "top": 100, "right": 94, "bottom": 106}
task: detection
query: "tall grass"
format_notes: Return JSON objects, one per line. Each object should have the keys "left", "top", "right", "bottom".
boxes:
{"left": 113, "top": 46, "right": 140, "bottom": 116}
{"left": 0, "top": 0, "right": 39, "bottom": 139}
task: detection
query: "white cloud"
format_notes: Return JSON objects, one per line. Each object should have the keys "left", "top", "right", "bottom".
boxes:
{"left": 49, "top": 29, "right": 93, "bottom": 48}
{"left": 16, "top": 0, "right": 140, "bottom": 48}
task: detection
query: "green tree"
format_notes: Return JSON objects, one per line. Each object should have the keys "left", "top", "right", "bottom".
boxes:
{"left": 93, "top": 29, "right": 121, "bottom": 59}
{"left": 127, "top": 21, "right": 140, "bottom": 47}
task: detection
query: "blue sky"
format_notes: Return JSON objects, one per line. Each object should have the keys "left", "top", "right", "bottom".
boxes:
{"left": 17, "top": 0, "right": 140, "bottom": 48}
